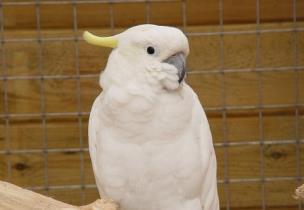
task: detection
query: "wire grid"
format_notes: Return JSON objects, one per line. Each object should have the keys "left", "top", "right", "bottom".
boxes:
{"left": 0, "top": 0, "right": 303, "bottom": 208}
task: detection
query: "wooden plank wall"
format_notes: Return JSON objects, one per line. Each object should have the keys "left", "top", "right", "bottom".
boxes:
{"left": 1, "top": 0, "right": 304, "bottom": 29}
{"left": 0, "top": 1, "right": 304, "bottom": 210}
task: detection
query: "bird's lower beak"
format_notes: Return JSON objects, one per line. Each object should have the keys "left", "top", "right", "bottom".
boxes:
{"left": 163, "top": 53, "right": 186, "bottom": 83}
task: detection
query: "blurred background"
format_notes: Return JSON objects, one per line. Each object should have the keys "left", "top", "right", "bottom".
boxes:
{"left": 0, "top": 0, "right": 303, "bottom": 209}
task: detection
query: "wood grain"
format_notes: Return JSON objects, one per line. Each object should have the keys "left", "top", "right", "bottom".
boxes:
{"left": 0, "top": 181, "right": 119, "bottom": 210}
{"left": 2, "top": 0, "right": 304, "bottom": 29}
{"left": 1, "top": 114, "right": 303, "bottom": 208}
{"left": 3, "top": 72, "right": 303, "bottom": 114}
{"left": 3, "top": 110, "right": 304, "bottom": 147}
{"left": 2, "top": 23, "right": 304, "bottom": 114}
{"left": 1, "top": 21, "right": 303, "bottom": 209}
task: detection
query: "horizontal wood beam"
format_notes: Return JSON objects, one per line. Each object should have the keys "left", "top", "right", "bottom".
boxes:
{"left": 0, "top": 21, "right": 303, "bottom": 209}
{"left": 0, "top": 181, "right": 119, "bottom": 210}
{"left": 1, "top": 22, "right": 303, "bottom": 114}
{"left": 2, "top": 0, "right": 304, "bottom": 29}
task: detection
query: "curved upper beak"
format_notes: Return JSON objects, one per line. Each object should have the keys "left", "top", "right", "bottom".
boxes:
{"left": 163, "top": 53, "right": 186, "bottom": 83}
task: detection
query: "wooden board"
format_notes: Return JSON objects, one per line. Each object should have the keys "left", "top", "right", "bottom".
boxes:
{"left": 0, "top": 181, "right": 119, "bottom": 210}
{"left": 2, "top": 0, "right": 304, "bottom": 29}
{"left": 2, "top": 22, "right": 304, "bottom": 73}
{"left": 1, "top": 22, "right": 304, "bottom": 114}
{"left": 2, "top": 71, "right": 304, "bottom": 114}
{"left": 0, "top": 114, "right": 303, "bottom": 208}
{"left": 1, "top": 22, "right": 304, "bottom": 209}
{"left": 2, "top": 112, "right": 304, "bottom": 147}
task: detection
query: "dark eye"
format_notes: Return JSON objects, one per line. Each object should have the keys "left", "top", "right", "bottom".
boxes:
{"left": 147, "top": 46, "right": 155, "bottom": 55}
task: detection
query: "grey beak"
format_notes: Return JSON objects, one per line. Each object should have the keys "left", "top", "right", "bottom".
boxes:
{"left": 163, "top": 53, "right": 186, "bottom": 83}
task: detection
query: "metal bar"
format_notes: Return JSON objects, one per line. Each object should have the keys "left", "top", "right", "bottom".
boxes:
{"left": 214, "top": 139, "right": 304, "bottom": 147}
{"left": 0, "top": 66, "right": 303, "bottom": 81}
{"left": 3, "top": 37, "right": 79, "bottom": 43}
{"left": 187, "top": 27, "right": 304, "bottom": 36}
{"left": 144, "top": 0, "right": 151, "bottom": 23}
{"left": 2, "top": 27, "right": 304, "bottom": 43}
{"left": 0, "top": 0, "right": 12, "bottom": 182}
{"left": 181, "top": 0, "right": 187, "bottom": 32}
{"left": 217, "top": 176, "right": 304, "bottom": 184}
{"left": 35, "top": 0, "right": 49, "bottom": 194}
{"left": 0, "top": 74, "right": 99, "bottom": 81}
{"left": 218, "top": 0, "right": 230, "bottom": 209}
{"left": 21, "top": 175, "right": 304, "bottom": 191}
{"left": 0, "top": 139, "right": 302, "bottom": 155}
{"left": 0, "top": 103, "right": 303, "bottom": 119}
{"left": 27, "top": 184, "right": 97, "bottom": 191}
{"left": 0, "top": 148, "right": 89, "bottom": 155}
{"left": 71, "top": 0, "right": 85, "bottom": 204}
{"left": 188, "top": 65, "right": 304, "bottom": 74}
{"left": 292, "top": 1, "right": 302, "bottom": 210}
{"left": 205, "top": 103, "right": 304, "bottom": 111}
{"left": 109, "top": 0, "right": 115, "bottom": 34}
{"left": 0, "top": 111, "right": 90, "bottom": 118}
{"left": 1, "top": 0, "right": 180, "bottom": 6}
{"left": 256, "top": 0, "right": 266, "bottom": 208}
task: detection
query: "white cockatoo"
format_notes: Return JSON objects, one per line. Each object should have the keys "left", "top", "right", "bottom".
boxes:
{"left": 84, "top": 24, "right": 219, "bottom": 210}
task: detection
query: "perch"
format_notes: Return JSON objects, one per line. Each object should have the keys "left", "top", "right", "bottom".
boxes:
{"left": 0, "top": 181, "right": 119, "bottom": 210}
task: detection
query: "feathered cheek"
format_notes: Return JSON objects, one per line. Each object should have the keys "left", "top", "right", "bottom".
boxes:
{"left": 145, "top": 63, "right": 165, "bottom": 80}
{"left": 145, "top": 63, "right": 180, "bottom": 90}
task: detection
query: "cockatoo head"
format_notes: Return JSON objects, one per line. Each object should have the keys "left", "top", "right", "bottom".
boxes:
{"left": 83, "top": 24, "right": 189, "bottom": 91}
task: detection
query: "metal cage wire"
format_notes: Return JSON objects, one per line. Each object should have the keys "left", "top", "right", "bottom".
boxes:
{"left": 0, "top": 0, "right": 303, "bottom": 209}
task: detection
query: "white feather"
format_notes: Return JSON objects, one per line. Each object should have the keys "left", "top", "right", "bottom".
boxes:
{"left": 88, "top": 24, "right": 219, "bottom": 210}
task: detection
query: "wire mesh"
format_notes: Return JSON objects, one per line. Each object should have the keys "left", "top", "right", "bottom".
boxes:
{"left": 0, "top": 0, "right": 303, "bottom": 209}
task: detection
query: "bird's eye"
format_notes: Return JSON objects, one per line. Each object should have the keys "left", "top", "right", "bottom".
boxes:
{"left": 147, "top": 46, "right": 155, "bottom": 55}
